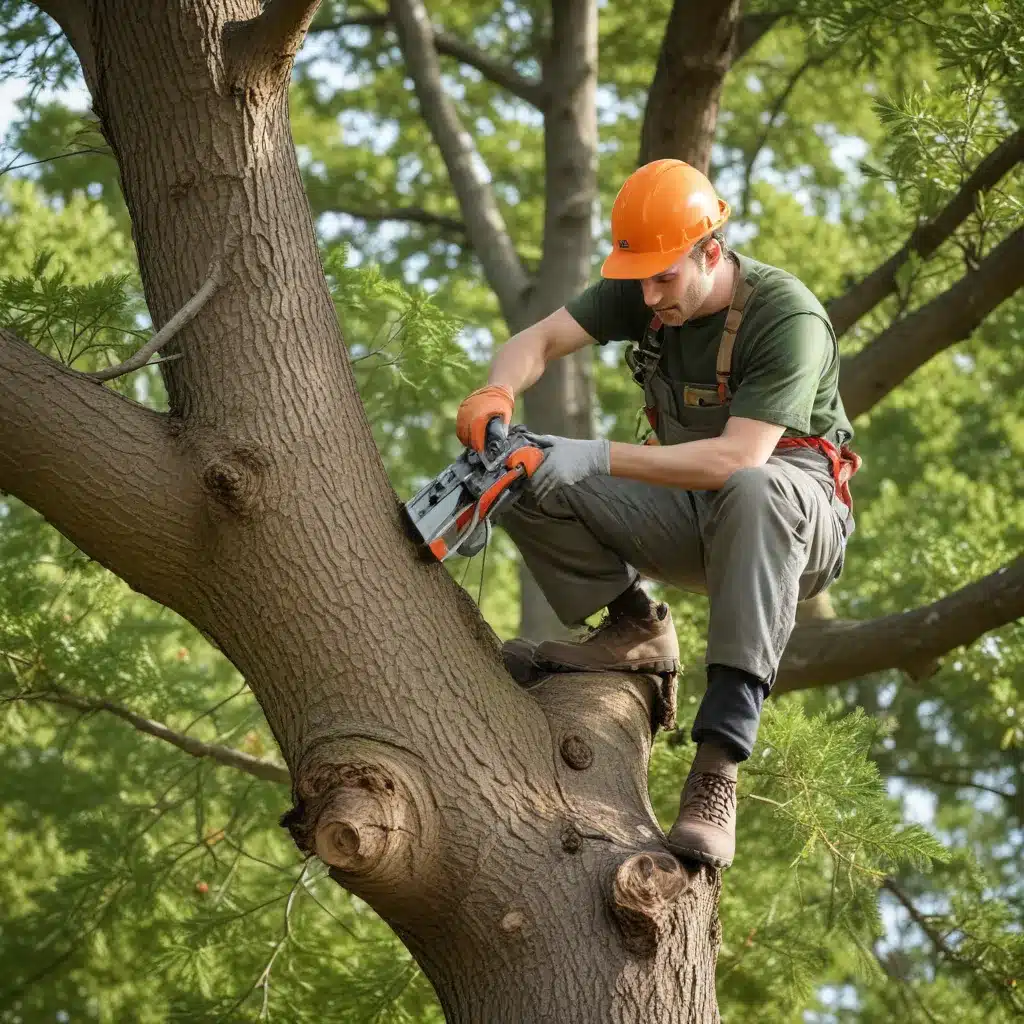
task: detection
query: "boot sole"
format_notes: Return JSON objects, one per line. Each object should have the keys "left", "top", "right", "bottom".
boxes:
{"left": 666, "top": 843, "right": 733, "bottom": 870}
{"left": 536, "top": 656, "right": 680, "bottom": 676}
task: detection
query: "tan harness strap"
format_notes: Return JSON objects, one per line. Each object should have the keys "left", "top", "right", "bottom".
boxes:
{"left": 715, "top": 267, "right": 755, "bottom": 403}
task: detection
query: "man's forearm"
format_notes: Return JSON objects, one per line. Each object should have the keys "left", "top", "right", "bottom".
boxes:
{"left": 487, "top": 331, "right": 548, "bottom": 394}
{"left": 609, "top": 437, "right": 752, "bottom": 491}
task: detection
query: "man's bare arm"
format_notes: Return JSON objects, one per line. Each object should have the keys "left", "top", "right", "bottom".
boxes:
{"left": 609, "top": 417, "right": 786, "bottom": 491}
{"left": 487, "top": 308, "right": 595, "bottom": 394}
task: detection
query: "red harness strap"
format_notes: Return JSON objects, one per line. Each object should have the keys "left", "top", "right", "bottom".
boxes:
{"left": 775, "top": 436, "right": 862, "bottom": 511}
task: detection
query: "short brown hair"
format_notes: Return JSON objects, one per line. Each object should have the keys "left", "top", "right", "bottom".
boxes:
{"left": 688, "top": 229, "right": 729, "bottom": 270}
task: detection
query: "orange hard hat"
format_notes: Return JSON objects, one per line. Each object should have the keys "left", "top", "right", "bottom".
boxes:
{"left": 601, "top": 160, "right": 730, "bottom": 280}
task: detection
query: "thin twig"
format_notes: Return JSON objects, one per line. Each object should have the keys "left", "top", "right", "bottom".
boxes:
{"left": 740, "top": 48, "right": 835, "bottom": 217}
{"left": 883, "top": 879, "right": 1024, "bottom": 1013}
{"left": 12, "top": 687, "right": 289, "bottom": 785}
{"left": 887, "top": 770, "right": 1015, "bottom": 802}
{"left": 0, "top": 147, "right": 109, "bottom": 177}
{"left": 85, "top": 262, "right": 222, "bottom": 382}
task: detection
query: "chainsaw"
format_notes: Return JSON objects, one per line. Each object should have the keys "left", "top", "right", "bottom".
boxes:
{"left": 403, "top": 419, "right": 545, "bottom": 562}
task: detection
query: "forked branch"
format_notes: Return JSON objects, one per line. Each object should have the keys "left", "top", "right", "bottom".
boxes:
{"left": 225, "top": 0, "right": 325, "bottom": 84}
{"left": 840, "top": 225, "right": 1024, "bottom": 418}
{"left": 828, "top": 129, "right": 1024, "bottom": 338}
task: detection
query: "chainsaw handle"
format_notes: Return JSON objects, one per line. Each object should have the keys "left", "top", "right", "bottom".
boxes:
{"left": 506, "top": 445, "right": 544, "bottom": 477}
{"left": 483, "top": 416, "right": 508, "bottom": 462}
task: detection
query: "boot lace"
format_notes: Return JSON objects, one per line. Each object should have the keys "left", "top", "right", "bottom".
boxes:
{"left": 685, "top": 772, "right": 736, "bottom": 828}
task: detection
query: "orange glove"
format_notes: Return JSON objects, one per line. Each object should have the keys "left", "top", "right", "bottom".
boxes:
{"left": 456, "top": 384, "right": 515, "bottom": 451}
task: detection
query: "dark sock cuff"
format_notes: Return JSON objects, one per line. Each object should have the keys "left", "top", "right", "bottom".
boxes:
{"left": 607, "top": 579, "right": 653, "bottom": 620}
{"left": 691, "top": 664, "right": 767, "bottom": 762}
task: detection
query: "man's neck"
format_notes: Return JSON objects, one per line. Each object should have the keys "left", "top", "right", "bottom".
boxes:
{"left": 693, "top": 253, "right": 738, "bottom": 319}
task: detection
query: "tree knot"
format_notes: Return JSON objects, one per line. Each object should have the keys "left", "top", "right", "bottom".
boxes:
{"left": 201, "top": 444, "right": 267, "bottom": 516}
{"left": 560, "top": 733, "right": 593, "bottom": 770}
{"left": 611, "top": 851, "right": 690, "bottom": 956}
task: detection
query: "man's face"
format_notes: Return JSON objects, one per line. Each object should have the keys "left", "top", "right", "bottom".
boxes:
{"left": 639, "top": 251, "right": 713, "bottom": 326}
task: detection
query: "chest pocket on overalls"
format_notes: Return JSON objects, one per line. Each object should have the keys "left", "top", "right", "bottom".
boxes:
{"left": 627, "top": 262, "right": 755, "bottom": 447}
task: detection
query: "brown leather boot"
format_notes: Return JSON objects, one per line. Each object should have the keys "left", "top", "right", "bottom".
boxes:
{"left": 532, "top": 602, "right": 680, "bottom": 675}
{"left": 665, "top": 742, "right": 738, "bottom": 869}
{"left": 501, "top": 637, "right": 546, "bottom": 687}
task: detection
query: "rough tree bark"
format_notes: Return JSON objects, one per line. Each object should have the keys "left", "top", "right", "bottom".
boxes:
{"left": 0, "top": 2, "right": 721, "bottom": 1020}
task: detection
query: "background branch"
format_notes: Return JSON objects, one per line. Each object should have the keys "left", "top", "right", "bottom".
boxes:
{"left": 734, "top": 11, "right": 784, "bottom": 59}
{"left": 840, "top": 225, "right": 1024, "bottom": 419}
{"left": 312, "top": 11, "right": 545, "bottom": 106}
{"left": 637, "top": 0, "right": 742, "bottom": 170}
{"left": 387, "top": 0, "right": 530, "bottom": 316}
{"left": 12, "top": 688, "right": 289, "bottom": 785}
{"left": 828, "top": 129, "right": 1024, "bottom": 337}
{"left": 327, "top": 205, "right": 466, "bottom": 233}
{"left": 776, "top": 556, "right": 1024, "bottom": 693}
{"left": 882, "top": 879, "right": 1024, "bottom": 1014}
{"left": 739, "top": 47, "right": 835, "bottom": 216}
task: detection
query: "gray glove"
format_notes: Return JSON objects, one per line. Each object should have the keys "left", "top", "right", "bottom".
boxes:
{"left": 527, "top": 434, "right": 611, "bottom": 501}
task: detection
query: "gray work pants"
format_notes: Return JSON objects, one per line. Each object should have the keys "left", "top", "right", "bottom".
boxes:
{"left": 500, "top": 453, "right": 848, "bottom": 686}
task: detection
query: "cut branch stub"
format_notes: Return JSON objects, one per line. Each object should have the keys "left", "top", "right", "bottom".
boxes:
{"left": 314, "top": 778, "right": 398, "bottom": 875}
{"left": 611, "top": 852, "right": 691, "bottom": 956}
{"left": 282, "top": 751, "right": 435, "bottom": 909}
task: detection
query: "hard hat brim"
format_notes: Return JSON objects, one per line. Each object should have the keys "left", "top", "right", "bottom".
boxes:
{"left": 601, "top": 246, "right": 684, "bottom": 280}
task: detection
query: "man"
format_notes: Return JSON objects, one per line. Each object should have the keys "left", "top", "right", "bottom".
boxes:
{"left": 455, "top": 159, "right": 858, "bottom": 869}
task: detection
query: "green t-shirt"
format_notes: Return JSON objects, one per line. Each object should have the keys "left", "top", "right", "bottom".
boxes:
{"left": 565, "top": 253, "right": 853, "bottom": 443}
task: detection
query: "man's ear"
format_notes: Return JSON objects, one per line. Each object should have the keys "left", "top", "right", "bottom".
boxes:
{"left": 704, "top": 237, "right": 723, "bottom": 272}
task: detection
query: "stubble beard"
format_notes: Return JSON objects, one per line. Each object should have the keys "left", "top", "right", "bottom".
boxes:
{"left": 653, "top": 274, "right": 711, "bottom": 326}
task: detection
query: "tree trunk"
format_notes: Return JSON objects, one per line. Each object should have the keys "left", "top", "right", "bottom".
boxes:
{"left": 1, "top": 2, "right": 722, "bottom": 1019}
{"left": 515, "top": 0, "right": 599, "bottom": 639}
{"left": 638, "top": 0, "right": 742, "bottom": 172}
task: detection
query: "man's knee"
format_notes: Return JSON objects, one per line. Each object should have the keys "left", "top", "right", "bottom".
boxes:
{"left": 716, "top": 464, "right": 790, "bottom": 515}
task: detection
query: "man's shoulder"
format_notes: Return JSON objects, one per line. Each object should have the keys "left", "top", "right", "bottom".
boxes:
{"left": 566, "top": 277, "right": 649, "bottom": 344}
{"left": 737, "top": 253, "right": 831, "bottom": 326}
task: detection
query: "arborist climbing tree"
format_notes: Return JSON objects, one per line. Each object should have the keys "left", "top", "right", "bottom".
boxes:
{"left": 458, "top": 159, "right": 860, "bottom": 869}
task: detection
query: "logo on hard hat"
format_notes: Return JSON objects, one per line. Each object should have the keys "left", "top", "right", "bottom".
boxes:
{"left": 617, "top": 239, "right": 630, "bottom": 249}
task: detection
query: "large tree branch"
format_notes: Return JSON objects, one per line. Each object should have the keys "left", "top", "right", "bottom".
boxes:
{"left": 311, "top": 12, "right": 545, "bottom": 106}
{"left": 828, "top": 129, "right": 1024, "bottom": 338}
{"left": 638, "top": 0, "right": 742, "bottom": 171}
{"left": 776, "top": 557, "right": 1024, "bottom": 693}
{"left": 0, "top": 329, "right": 203, "bottom": 611}
{"left": 840, "top": 226, "right": 1024, "bottom": 418}
{"left": 13, "top": 688, "right": 289, "bottom": 785}
{"left": 388, "top": 0, "right": 530, "bottom": 316}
